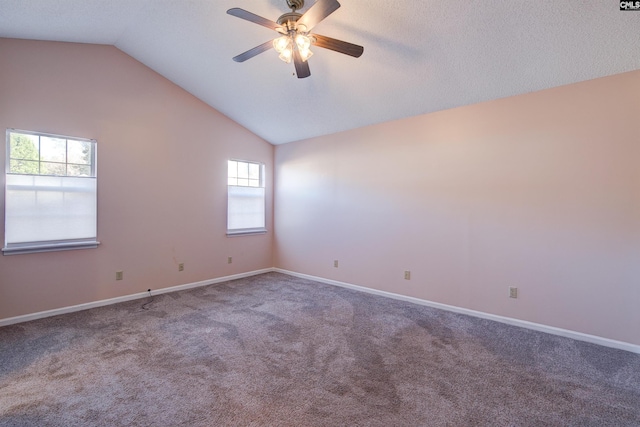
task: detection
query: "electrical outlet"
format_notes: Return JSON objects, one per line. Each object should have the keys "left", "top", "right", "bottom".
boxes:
{"left": 404, "top": 271, "right": 411, "bottom": 280}
{"left": 116, "top": 271, "right": 123, "bottom": 281}
{"left": 334, "top": 260, "right": 339, "bottom": 268}
{"left": 509, "top": 286, "right": 518, "bottom": 299}
{"left": 178, "top": 263, "right": 184, "bottom": 272}
{"left": 227, "top": 256, "right": 232, "bottom": 264}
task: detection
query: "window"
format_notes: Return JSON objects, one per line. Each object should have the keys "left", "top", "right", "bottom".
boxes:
{"left": 3, "top": 129, "right": 98, "bottom": 255}
{"left": 227, "top": 160, "right": 266, "bottom": 235}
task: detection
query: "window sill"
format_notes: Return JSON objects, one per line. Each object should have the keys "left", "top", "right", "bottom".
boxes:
{"left": 2, "top": 241, "right": 100, "bottom": 255}
{"left": 226, "top": 229, "right": 267, "bottom": 237}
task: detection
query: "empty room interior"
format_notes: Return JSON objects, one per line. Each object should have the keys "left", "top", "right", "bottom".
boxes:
{"left": 1, "top": 1, "right": 639, "bottom": 425}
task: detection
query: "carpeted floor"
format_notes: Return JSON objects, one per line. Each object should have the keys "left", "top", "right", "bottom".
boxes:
{"left": 1, "top": 272, "right": 639, "bottom": 426}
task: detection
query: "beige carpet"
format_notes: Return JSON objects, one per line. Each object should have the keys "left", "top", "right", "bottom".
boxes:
{"left": 1, "top": 272, "right": 639, "bottom": 426}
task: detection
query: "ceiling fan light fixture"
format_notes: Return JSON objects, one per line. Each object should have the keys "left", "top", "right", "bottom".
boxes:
{"left": 273, "top": 36, "right": 291, "bottom": 53}
{"left": 278, "top": 49, "right": 293, "bottom": 63}
{"left": 274, "top": 35, "right": 294, "bottom": 63}
{"left": 295, "top": 34, "right": 311, "bottom": 51}
{"left": 273, "top": 33, "right": 313, "bottom": 64}
{"left": 295, "top": 33, "right": 313, "bottom": 62}
{"left": 299, "top": 47, "right": 313, "bottom": 62}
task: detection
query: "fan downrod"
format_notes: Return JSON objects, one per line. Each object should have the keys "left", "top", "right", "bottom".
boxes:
{"left": 286, "top": 0, "right": 304, "bottom": 12}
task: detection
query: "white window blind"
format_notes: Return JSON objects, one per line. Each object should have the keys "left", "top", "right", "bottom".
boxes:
{"left": 3, "top": 129, "right": 98, "bottom": 255}
{"left": 227, "top": 160, "right": 266, "bottom": 235}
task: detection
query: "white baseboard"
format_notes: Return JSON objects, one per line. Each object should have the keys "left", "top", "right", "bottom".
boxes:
{"left": 0, "top": 268, "right": 274, "bottom": 328}
{"left": 274, "top": 268, "right": 640, "bottom": 355}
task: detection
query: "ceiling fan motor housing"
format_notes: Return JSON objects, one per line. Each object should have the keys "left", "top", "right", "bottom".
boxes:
{"left": 286, "top": 0, "right": 304, "bottom": 11}
{"left": 277, "top": 12, "right": 303, "bottom": 31}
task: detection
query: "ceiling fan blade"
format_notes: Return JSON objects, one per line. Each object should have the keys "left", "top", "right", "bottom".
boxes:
{"left": 312, "top": 34, "right": 363, "bottom": 58}
{"left": 227, "top": 8, "right": 282, "bottom": 31}
{"left": 233, "top": 40, "right": 274, "bottom": 62}
{"left": 297, "top": 0, "right": 340, "bottom": 32}
{"left": 293, "top": 49, "right": 311, "bottom": 78}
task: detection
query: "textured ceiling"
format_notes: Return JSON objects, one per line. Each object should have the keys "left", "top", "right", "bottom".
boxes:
{"left": 1, "top": 1, "right": 639, "bottom": 145}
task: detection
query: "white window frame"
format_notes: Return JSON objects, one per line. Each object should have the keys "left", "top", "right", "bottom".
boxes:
{"left": 3, "top": 129, "right": 99, "bottom": 255}
{"left": 227, "top": 159, "right": 267, "bottom": 236}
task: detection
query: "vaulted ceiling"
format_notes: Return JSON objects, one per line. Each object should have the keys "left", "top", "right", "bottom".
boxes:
{"left": 1, "top": 1, "right": 639, "bottom": 145}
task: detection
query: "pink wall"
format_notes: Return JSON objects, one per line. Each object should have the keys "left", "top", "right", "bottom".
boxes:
{"left": 0, "top": 38, "right": 273, "bottom": 319}
{"left": 274, "top": 70, "right": 640, "bottom": 345}
{"left": 2, "top": 38, "right": 639, "bottom": 347}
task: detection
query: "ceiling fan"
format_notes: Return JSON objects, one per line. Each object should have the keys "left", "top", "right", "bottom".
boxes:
{"left": 227, "top": 0, "right": 364, "bottom": 78}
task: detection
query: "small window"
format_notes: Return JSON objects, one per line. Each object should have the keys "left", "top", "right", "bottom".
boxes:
{"left": 227, "top": 160, "right": 266, "bottom": 235}
{"left": 3, "top": 129, "right": 99, "bottom": 255}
